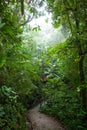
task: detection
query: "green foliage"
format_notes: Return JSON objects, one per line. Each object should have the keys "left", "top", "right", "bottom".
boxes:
{"left": 0, "top": 0, "right": 41, "bottom": 96}
{"left": 46, "top": 0, "right": 87, "bottom": 35}
{"left": 0, "top": 1, "right": 42, "bottom": 129}
{"left": 40, "top": 39, "right": 87, "bottom": 130}
{"left": 0, "top": 86, "right": 26, "bottom": 130}
{"left": 0, "top": 22, "right": 5, "bottom": 29}
{"left": 41, "top": 76, "right": 87, "bottom": 129}
{"left": 0, "top": 0, "right": 87, "bottom": 130}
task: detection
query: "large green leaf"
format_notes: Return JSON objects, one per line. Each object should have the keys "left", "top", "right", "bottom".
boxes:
{"left": 0, "top": 23, "right": 5, "bottom": 29}
{"left": 0, "top": 50, "right": 6, "bottom": 68}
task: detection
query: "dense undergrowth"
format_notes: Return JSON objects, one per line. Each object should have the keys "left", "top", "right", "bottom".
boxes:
{"left": 40, "top": 41, "right": 87, "bottom": 130}
{"left": 40, "top": 81, "right": 87, "bottom": 130}
{"left": 0, "top": 86, "right": 26, "bottom": 130}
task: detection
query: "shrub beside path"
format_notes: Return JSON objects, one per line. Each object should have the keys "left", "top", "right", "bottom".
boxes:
{"left": 26, "top": 104, "right": 65, "bottom": 130}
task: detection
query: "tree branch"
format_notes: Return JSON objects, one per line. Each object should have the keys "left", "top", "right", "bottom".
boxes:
{"left": 20, "top": 15, "right": 33, "bottom": 26}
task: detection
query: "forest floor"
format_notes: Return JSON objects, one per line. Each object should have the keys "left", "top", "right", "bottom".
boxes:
{"left": 26, "top": 104, "right": 65, "bottom": 130}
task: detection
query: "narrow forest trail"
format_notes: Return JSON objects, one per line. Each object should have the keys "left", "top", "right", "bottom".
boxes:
{"left": 26, "top": 104, "right": 65, "bottom": 130}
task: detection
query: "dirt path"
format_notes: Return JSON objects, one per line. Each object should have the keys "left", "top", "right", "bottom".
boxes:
{"left": 26, "top": 104, "right": 65, "bottom": 130}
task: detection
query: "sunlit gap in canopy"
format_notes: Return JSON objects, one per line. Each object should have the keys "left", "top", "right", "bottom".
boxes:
{"left": 27, "top": 2, "right": 66, "bottom": 50}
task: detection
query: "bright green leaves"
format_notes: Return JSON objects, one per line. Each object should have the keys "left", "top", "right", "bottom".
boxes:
{"left": 53, "top": 22, "right": 60, "bottom": 28}
{"left": 32, "top": 25, "right": 41, "bottom": 31}
{"left": 3, "top": 25, "right": 15, "bottom": 38}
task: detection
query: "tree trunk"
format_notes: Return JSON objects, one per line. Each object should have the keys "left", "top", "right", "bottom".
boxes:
{"left": 78, "top": 53, "right": 87, "bottom": 111}
{"left": 73, "top": 2, "right": 87, "bottom": 111}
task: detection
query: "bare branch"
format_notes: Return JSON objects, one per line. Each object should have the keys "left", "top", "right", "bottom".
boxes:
{"left": 20, "top": 15, "right": 33, "bottom": 26}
